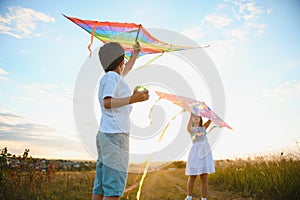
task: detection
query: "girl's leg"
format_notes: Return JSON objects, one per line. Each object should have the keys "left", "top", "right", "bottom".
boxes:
{"left": 200, "top": 174, "right": 208, "bottom": 198}
{"left": 187, "top": 175, "right": 197, "bottom": 196}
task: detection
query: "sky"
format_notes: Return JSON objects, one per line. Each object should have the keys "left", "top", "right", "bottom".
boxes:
{"left": 0, "top": 0, "right": 300, "bottom": 161}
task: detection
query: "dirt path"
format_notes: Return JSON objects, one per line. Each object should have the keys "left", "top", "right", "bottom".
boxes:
{"left": 123, "top": 169, "right": 254, "bottom": 200}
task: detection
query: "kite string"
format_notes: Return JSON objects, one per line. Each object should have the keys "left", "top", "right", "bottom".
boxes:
{"left": 158, "top": 109, "right": 185, "bottom": 142}
{"left": 131, "top": 98, "right": 184, "bottom": 198}
{"left": 136, "top": 159, "right": 150, "bottom": 200}
{"left": 136, "top": 52, "right": 165, "bottom": 70}
{"left": 136, "top": 42, "right": 172, "bottom": 70}
{"left": 126, "top": 98, "right": 159, "bottom": 199}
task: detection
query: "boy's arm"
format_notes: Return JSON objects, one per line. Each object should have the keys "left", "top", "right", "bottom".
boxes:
{"left": 103, "top": 89, "right": 148, "bottom": 109}
{"left": 122, "top": 42, "right": 140, "bottom": 77}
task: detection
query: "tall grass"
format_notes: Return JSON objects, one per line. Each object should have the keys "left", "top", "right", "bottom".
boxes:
{"left": 210, "top": 153, "right": 300, "bottom": 199}
{"left": 1, "top": 148, "right": 299, "bottom": 199}
{"left": 1, "top": 170, "right": 95, "bottom": 199}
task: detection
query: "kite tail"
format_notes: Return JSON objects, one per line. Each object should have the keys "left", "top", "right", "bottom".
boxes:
{"left": 136, "top": 159, "right": 150, "bottom": 200}
{"left": 125, "top": 160, "right": 148, "bottom": 199}
{"left": 158, "top": 109, "right": 185, "bottom": 142}
{"left": 125, "top": 174, "right": 141, "bottom": 199}
{"left": 136, "top": 52, "right": 165, "bottom": 70}
{"left": 88, "top": 23, "right": 100, "bottom": 57}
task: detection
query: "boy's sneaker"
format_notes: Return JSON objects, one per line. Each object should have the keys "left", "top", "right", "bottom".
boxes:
{"left": 185, "top": 196, "right": 192, "bottom": 200}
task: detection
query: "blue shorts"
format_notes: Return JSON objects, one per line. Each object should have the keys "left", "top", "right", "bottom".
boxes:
{"left": 92, "top": 131, "right": 129, "bottom": 197}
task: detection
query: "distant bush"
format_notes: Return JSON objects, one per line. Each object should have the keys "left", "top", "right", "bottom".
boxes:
{"left": 0, "top": 147, "right": 96, "bottom": 199}
{"left": 162, "top": 161, "right": 186, "bottom": 169}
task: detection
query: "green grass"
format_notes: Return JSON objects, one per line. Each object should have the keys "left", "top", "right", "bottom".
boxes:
{"left": 0, "top": 171, "right": 95, "bottom": 199}
{"left": 209, "top": 154, "right": 300, "bottom": 200}
{"left": 1, "top": 154, "right": 299, "bottom": 199}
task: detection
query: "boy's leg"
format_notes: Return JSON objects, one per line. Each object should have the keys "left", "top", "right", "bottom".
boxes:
{"left": 91, "top": 194, "right": 103, "bottom": 200}
{"left": 103, "top": 197, "right": 118, "bottom": 200}
{"left": 92, "top": 132, "right": 104, "bottom": 198}
{"left": 200, "top": 173, "right": 208, "bottom": 198}
{"left": 100, "top": 132, "right": 129, "bottom": 197}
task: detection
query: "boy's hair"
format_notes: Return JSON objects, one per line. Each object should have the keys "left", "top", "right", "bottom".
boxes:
{"left": 99, "top": 42, "right": 125, "bottom": 72}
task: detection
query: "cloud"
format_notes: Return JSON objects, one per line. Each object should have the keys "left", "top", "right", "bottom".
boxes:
{"left": 0, "top": 109, "right": 55, "bottom": 141}
{"left": 0, "top": 108, "right": 76, "bottom": 146}
{"left": 22, "top": 82, "right": 73, "bottom": 100}
{"left": 244, "top": 22, "right": 266, "bottom": 36}
{"left": 234, "top": 1, "right": 268, "bottom": 34}
{"left": 0, "top": 68, "right": 8, "bottom": 75}
{"left": 204, "top": 13, "right": 233, "bottom": 29}
{"left": 181, "top": 25, "right": 205, "bottom": 40}
{"left": 23, "top": 82, "right": 60, "bottom": 94}
{"left": 181, "top": 0, "right": 269, "bottom": 43}
{"left": 0, "top": 68, "right": 8, "bottom": 80}
{"left": 284, "top": 61, "right": 300, "bottom": 68}
{"left": 0, "top": 108, "right": 91, "bottom": 159}
{"left": 276, "top": 81, "right": 300, "bottom": 96}
{"left": 239, "top": 2, "right": 263, "bottom": 19}
{"left": 15, "top": 82, "right": 74, "bottom": 138}
{"left": 181, "top": 0, "right": 270, "bottom": 65}
{"left": 261, "top": 81, "right": 300, "bottom": 103}
{"left": 224, "top": 28, "right": 247, "bottom": 39}
{"left": 0, "top": 6, "right": 55, "bottom": 38}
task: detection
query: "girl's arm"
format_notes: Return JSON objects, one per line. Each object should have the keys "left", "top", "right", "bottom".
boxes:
{"left": 122, "top": 42, "right": 140, "bottom": 77}
{"left": 203, "top": 119, "right": 211, "bottom": 129}
{"left": 187, "top": 113, "right": 193, "bottom": 134}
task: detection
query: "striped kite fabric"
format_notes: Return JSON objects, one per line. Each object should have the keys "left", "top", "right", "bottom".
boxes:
{"left": 64, "top": 15, "right": 208, "bottom": 59}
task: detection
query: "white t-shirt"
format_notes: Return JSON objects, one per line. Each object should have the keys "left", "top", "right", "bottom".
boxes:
{"left": 98, "top": 71, "right": 132, "bottom": 133}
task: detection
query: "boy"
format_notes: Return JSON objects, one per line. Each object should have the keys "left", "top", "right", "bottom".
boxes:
{"left": 92, "top": 42, "right": 149, "bottom": 200}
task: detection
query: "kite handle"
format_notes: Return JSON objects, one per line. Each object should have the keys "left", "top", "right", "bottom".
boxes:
{"left": 191, "top": 125, "right": 221, "bottom": 140}
{"left": 135, "top": 24, "right": 142, "bottom": 42}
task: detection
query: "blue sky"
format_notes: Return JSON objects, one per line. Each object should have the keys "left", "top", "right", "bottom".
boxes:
{"left": 0, "top": 0, "right": 300, "bottom": 161}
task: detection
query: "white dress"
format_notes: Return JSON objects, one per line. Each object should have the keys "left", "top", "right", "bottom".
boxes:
{"left": 185, "top": 126, "right": 215, "bottom": 175}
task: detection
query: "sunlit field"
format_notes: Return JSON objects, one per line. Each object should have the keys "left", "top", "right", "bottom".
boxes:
{"left": 209, "top": 153, "right": 300, "bottom": 200}
{"left": 1, "top": 149, "right": 299, "bottom": 199}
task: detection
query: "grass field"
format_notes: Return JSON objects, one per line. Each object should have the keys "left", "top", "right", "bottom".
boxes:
{"left": 1, "top": 154, "right": 299, "bottom": 199}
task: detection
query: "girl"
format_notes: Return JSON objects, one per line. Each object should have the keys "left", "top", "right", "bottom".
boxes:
{"left": 185, "top": 113, "right": 215, "bottom": 200}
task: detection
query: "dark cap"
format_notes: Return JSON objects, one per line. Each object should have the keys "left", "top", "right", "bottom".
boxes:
{"left": 99, "top": 42, "right": 125, "bottom": 72}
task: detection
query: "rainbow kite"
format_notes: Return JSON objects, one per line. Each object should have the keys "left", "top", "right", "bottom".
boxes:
{"left": 63, "top": 15, "right": 209, "bottom": 59}
{"left": 155, "top": 91, "right": 232, "bottom": 130}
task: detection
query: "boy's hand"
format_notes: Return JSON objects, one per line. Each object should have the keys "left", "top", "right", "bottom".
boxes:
{"left": 130, "top": 87, "right": 149, "bottom": 103}
{"left": 133, "top": 41, "right": 140, "bottom": 54}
